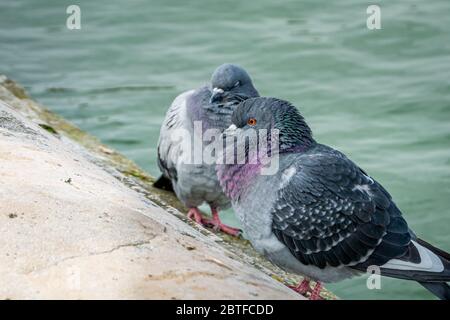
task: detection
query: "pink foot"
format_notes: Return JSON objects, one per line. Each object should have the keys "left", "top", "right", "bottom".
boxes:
{"left": 187, "top": 207, "right": 241, "bottom": 237}
{"left": 187, "top": 207, "right": 205, "bottom": 224}
{"left": 289, "top": 279, "right": 312, "bottom": 296}
{"left": 309, "top": 282, "right": 324, "bottom": 300}
{"left": 203, "top": 207, "right": 242, "bottom": 237}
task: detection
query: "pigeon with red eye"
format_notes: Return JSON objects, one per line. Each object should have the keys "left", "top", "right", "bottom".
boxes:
{"left": 155, "top": 64, "right": 259, "bottom": 236}
{"left": 217, "top": 97, "right": 450, "bottom": 299}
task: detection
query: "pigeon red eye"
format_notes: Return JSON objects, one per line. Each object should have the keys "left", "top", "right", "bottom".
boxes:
{"left": 247, "top": 118, "right": 257, "bottom": 126}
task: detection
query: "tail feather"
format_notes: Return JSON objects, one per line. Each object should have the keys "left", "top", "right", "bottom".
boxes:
{"left": 379, "top": 238, "right": 450, "bottom": 300}
{"left": 417, "top": 238, "right": 450, "bottom": 261}
{"left": 419, "top": 282, "right": 450, "bottom": 300}
{"left": 153, "top": 175, "right": 174, "bottom": 192}
{"left": 380, "top": 239, "right": 450, "bottom": 281}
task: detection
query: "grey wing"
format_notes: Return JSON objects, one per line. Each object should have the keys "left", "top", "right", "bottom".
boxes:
{"left": 157, "top": 90, "right": 195, "bottom": 182}
{"left": 271, "top": 152, "right": 411, "bottom": 269}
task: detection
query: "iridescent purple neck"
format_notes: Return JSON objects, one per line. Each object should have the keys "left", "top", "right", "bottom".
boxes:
{"left": 217, "top": 162, "right": 262, "bottom": 201}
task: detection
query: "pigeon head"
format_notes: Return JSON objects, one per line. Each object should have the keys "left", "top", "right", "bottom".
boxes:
{"left": 227, "top": 97, "right": 315, "bottom": 152}
{"left": 209, "top": 63, "right": 259, "bottom": 105}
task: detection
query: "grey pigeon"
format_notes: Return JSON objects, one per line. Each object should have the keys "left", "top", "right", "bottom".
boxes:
{"left": 217, "top": 97, "right": 450, "bottom": 299}
{"left": 156, "top": 64, "right": 259, "bottom": 236}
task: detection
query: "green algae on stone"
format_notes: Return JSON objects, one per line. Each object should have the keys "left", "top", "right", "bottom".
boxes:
{"left": 38, "top": 123, "right": 59, "bottom": 135}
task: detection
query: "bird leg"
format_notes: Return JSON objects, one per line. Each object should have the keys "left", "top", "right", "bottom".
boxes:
{"left": 187, "top": 207, "right": 205, "bottom": 224}
{"left": 309, "top": 282, "right": 324, "bottom": 300}
{"left": 187, "top": 207, "right": 241, "bottom": 237}
{"left": 289, "top": 279, "right": 324, "bottom": 300}
{"left": 289, "top": 278, "right": 312, "bottom": 296}
{"left": 202, "top": 207, "right": 242, "bottom": 237}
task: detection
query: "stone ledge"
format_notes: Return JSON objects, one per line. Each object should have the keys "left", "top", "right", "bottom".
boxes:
{"left": 0, "top": 76, "right": 337, "bottom": 299}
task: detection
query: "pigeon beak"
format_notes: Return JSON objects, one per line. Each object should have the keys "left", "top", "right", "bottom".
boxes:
{"left": 224, "top": 124, "right": 238, "bottom": 136}
{"left": 210, "top": 87, "right": 225, "bottom": 104}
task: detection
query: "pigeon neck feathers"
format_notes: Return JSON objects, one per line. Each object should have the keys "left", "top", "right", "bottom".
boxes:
{"left": 272, "top": 100, "right": 315, "bottom": 152}
{"left": 187, "top": 87, "right": 235, "bottom": 132}
{"left": 217, "top": 162, "right": 262, "bottom": 201}
{"left": 217, "top": 98, "right": 316, "bottom": 201}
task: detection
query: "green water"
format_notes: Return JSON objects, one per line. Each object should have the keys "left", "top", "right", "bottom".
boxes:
{"left": 1, "top": 0, "right": 449, "bottom": 299}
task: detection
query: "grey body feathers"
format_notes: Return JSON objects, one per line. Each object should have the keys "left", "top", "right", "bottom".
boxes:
{"left": 230, "top": 144, "right": 450, "bottom": 285}
{"left": 157, "top": 87, "right": 231, "bottom": 209}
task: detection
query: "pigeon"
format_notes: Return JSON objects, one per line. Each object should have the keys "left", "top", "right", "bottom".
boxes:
{"left": 156, "top": 64, "right": 259, "bottom": 236}
{"left": 217, "top": 97, "right": 450, "bottom": 299}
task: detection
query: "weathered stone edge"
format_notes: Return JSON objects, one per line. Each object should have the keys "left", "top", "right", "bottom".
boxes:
{"left": 0, "top": 75, "right": 337, "bottom": 300}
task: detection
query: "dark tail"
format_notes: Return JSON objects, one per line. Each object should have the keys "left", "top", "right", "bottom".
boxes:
{"left": 419, "top": 282, "right": 450, "bottom": 300}
{"left": 374, "top": 238, "right": 450, "bottom": 300}
{"left": 153, "top": 175, "right": 174, "bottom": 192}
{"left": 416, "top": 238, "right": 450, "bottom": 300}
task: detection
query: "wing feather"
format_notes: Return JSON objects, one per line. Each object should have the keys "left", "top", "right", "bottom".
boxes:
{"left": 271, "top": 149, "right": 411, "bottom": 269}
{"left": 157, "top": 90, "right": 195, "bottom": 181}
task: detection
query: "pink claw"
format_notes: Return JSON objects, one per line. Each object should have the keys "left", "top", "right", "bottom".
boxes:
{"left": 187, "top": 207, "right": 204, "bottom": 224}
{"left": 309, "top": 282, "right": 324, "bottom": 300}
{"left": 289, "top": 279, "right": 312, "bottom": 296}
{"left": 203, "top": 207, "right": 241, "bottom": 237}
{"left": 186, "top": 207, "right": 241, "bottom": 237}
{"left": 289, "top": 279, "right": 324, "bottom": 300}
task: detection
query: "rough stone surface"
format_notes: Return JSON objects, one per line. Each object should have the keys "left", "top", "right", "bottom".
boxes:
{"left": 0, "top": 82, "right": 305, "bottom": 299}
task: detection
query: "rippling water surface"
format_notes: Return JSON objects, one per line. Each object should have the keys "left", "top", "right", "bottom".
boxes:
{"left": 1, "top": 0, "right": 449, "bottom": 299}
